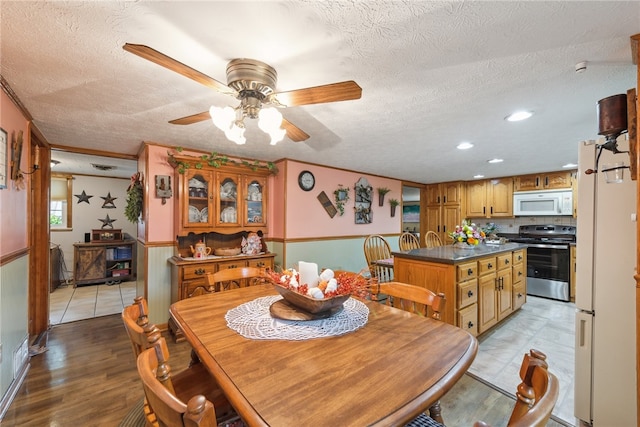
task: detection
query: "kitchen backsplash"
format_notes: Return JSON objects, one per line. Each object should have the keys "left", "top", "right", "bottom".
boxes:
{"left": 467, "top": 216, "right": 577, "bottom": 235}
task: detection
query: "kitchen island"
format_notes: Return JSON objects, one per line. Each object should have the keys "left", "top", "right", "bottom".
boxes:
{"left": 392, "top": 243, "right": 527, "bottom": 336}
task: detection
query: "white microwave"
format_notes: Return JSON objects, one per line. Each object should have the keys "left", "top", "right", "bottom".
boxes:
{"left": 513, "top": 190, "right": 573, "bottom": 216}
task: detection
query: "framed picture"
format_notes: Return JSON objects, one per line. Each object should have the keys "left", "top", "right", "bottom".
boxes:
{"left": 0, "top": 128, "right": 6, "bottom": 189}
{"left": 402, "top": 204, "right": 420, "bottom": 222}
{"left": 10, "top": 130, "right": 23, "bottom": 181}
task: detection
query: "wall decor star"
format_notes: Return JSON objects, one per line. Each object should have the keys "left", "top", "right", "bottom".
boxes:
{"left": 99, "top": 214, "right": 116, "bottom": 229}
{"left": 74, "top": 190, "right": 93, "bottom": 204}
{"left": 101, "top": 192, "right": 117, "bottom": 209}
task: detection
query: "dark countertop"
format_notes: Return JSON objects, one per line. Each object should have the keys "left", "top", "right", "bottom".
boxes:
{"left": 392, "top": 242, "right": 528, "bottom": 265}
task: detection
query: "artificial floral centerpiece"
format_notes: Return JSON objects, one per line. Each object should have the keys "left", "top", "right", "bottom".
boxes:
{"left": 449, "top": 219, "right": 485, "bottom": 246}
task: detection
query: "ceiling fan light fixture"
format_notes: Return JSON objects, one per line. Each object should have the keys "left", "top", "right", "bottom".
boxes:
{"left": 225, "top": 123, "right": 246, "bottom": 145}
{"left": 210, "top": 105, "right": 235, "bottom": 131}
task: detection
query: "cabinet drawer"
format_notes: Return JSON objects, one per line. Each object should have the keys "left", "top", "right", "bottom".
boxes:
{"left": 457, "top": 304, "right": 478, "bottom": 337}
{"left": 248, "top": 257, "right": 274, "bottom": 269}
{"left": 478, "top": 257, "right": 497, "bottom": 275}
{"left": 182, "top": 279, "right": 215, "bottom": 299}
{"left": 183, "top": 263, "right": 216, "bottom": 280}
{"left": 513, "top": 282, "right": 526, "bottom": 311}
{"left": 513, "top": 249, "right": 525, "bottom": 264}
{"left": 457, "top": 279, "right": 478, "bottom": 309}
{"left": 512, "top": 262, "right": 525, "bottom": 283}
{"left": 217, "top": 259, "right": 248, "bottom": 271}
{"left": 497, "top": 253, "right": 512, "bottom": 270}
{"left": 457, "top": 261, "right": 477, "bottom": 281}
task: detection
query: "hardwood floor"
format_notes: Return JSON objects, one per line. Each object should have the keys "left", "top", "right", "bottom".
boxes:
{"left": 2, "top": 313, "right": 566, "bottom": 426}
{"left": 2, "top": 314, "right": 191, "bottom": 426}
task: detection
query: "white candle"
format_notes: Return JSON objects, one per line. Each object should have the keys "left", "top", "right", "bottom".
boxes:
{"left": 298, "top": 261, "right": 319, "bottom": 288}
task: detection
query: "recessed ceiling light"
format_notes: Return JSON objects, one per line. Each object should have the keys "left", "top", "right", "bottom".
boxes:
{"left": 562, "top": 163, "right": 578, "bottom": 168}
{"left": 487, "top": 158, "right": 504, "bottom": 164}
{"left": 505, "top": 111, "right": 533, "bottom": 122}
{"left": 473, "top": 174, "right": 485, "bottom": 179}
{"left": 457, "top": 142, "right": 474, "bottom": 150}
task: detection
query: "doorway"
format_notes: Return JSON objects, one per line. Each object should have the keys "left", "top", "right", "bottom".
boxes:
{"left": 402, "top": 184, "right": 422, "bottom": 242}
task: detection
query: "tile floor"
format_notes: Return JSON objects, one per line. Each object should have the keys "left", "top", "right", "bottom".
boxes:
{"left": 469, "top": 295, "right": 577, "bottom": 426}
{"left": 49, "top": 281, "right": 137, "bottom": 325}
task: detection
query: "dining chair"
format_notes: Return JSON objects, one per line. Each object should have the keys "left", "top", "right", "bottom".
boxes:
{"left": 123, "top": 298, "right": 235, "bottom": 426}
{"left": 475, "top": 349, "right": 559, "bottom": 427}
{"left": 205, "top": 266, "right": 269, "bottom": 291}
{"left": 363, "top": 234, "right": 394, "bottom": 283}
{"left": 407, "top": 349, "right": 559, "bottom": 427}
{"left": 137, "top": 331, "right": 238, "bottom": 427}
{"left": 371, "top": 282, "right": 446, "bottom": 424}
{"left": 424, "top": 231, "right": 443, "bottom": 248}
{"left": 399, "top": 232, "right": 421, "bottom": 251}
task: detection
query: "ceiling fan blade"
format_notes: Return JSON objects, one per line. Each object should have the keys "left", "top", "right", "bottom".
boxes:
{"left": 282, "top": 119, "right": 310, "bottom": 142}
{"left": 274, "top": 81, "right": 362, "bottom": 107}
{"left": 123, "top": 43, "right": 230, "bottom": 92}
{"left": 169, "top": 111, "right": 211, "bottom": 125}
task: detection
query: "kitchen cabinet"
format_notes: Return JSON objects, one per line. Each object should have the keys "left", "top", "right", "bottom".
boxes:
{"left": 393, "top": 245, "right": 526, "bottom": 335}
{"left": 465, "top": 178, "right": 513, "bottom": 218}
{"left": 174, "top": 156, "right": 270, "bottom": 235}
{"left": 73, "top": 240, "right": 135, "bottom": 286}
{"left": 477, "top": 253, "right": 513, "bottom": 334}
{"left": 514, "top": 171, "right": 573, "bottom": 191}
{"left": 424, "top": 182, "right": 463, "bottom": 243}
{"left": 168, "top": 253, "right": 275, "bottom": 341}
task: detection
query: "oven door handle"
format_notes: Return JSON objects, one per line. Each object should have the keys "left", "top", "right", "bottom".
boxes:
{"left": 526, "top": 243, "right": 569, "bottom": 250}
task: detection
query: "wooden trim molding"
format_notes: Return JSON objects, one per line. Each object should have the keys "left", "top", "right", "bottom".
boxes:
{"left": 631, "top": 32, "right": 640, "bottom": 427}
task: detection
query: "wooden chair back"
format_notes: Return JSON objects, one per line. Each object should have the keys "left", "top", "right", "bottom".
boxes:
{"left": 473, "top": 349, "right": 559, "bottom": 427}
{"left": 122, "top": 296, "right": 160, "bottom": 359}
{"left": 424, "top": 231, "right": 443, "bottom": 248}
{"left": 508, "top": 349, "right": 559, "bottom": 427}
{"left": 205, "top": 266, "right": 268, "bottom": 291}
{"left": 399, "top": 232, "right": 420, "bottom": 251}
{"left": 372, "top": 282, "right": 445, "bottom": 321}
{"left": 137, "top": 332, "right": 218, "bottom": 427}
{"left": 363, "top": 235, "right": 393, "bottom": 283}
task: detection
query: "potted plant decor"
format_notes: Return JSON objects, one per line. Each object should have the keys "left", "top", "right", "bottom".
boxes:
{"left": 377, "top": 187, "right": 391, "bottom": 206}
{"left": 389, "top": 198, "right": 399, "bottom": 217}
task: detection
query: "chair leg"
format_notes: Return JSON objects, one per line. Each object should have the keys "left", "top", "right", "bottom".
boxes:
{"left": 428, "top": 400, "right": 443, "bottom": 424}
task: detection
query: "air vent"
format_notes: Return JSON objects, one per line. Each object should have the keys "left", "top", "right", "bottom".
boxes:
{"left": 91, "top": 163, "right": 117, "bottom": 171}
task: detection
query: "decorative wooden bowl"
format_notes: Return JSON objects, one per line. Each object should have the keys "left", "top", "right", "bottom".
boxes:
{"left": 273, "top": 285, "right": 350, "bottom": 314}
{"left": 214, "top": 247, "right": 241, "bottom": 256}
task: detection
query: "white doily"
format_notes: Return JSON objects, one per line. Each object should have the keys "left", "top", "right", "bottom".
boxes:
{"left": 225, "top": 296, "right": 370, "bottom": 341}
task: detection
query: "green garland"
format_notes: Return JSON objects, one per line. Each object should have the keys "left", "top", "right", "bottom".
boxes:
{"left": 125, "top": 172, "right": 143, "bottom": 223}
{"left": 169, "top": 148, "right": 278, "bottom": 175}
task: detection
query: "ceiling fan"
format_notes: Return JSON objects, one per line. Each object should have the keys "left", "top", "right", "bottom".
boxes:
{"left": 123, "top": 43, "right": 362, "bottom": 144}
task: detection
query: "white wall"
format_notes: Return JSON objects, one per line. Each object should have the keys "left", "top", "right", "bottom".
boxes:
{"left": 50, "top": 175, "right": 137, "bottom": 282}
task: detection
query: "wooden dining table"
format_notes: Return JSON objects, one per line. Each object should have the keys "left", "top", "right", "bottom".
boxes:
{"left": 170, "top": 284, "right": 478, "bottom": 427}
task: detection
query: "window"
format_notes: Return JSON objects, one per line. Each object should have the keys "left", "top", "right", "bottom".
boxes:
{"left": 50, "top": 175, "right": 73, "bottom": 230}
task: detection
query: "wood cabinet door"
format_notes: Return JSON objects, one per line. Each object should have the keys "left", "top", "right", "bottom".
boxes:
{"left": 543, "top": 171, "right": 572, "bottom": 189}
{"left": 243, "top": 175, "right": 267, "bottom": 227}
{"left": 478, "top": 273, "right": 498, "bottom": 333}
{"left": 441, "top": 205, "right": 461, "bottom": 243}
{"left": 497, "top": 269, "right": 513, "bottom": 320}
{"left": 465, "top": 180, "right": 487, "bottom": 218}
{"left": 514, "top": 174, "right": 540, "bottom": 191}
{"left": 216, "top": 172, "right": 241, "bottom": 227}
{"left": 425, "top": 184, "right": 441, "bottom": 206}
{"left": 487, "top": 178, "right": 513, "bottom": 217}
{"left": 442, "top": 181, "right": 462, "bottom": 205}
{"left": 76, "top": 247, "right": 106, "bottom": 281}
{"left": 425, "top": 205, "right": 441, "bottom": 235}
{"left": 182, "top": 170, "right": 215, "bottom": 231}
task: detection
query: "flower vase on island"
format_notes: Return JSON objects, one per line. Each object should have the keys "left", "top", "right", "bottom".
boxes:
{"left": 449, "top": 219, "right": 485, "bottom": 250}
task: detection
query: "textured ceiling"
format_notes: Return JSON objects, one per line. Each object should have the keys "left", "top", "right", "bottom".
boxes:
{"left": 2, "top": 1, "right": 639, "bottom": 184}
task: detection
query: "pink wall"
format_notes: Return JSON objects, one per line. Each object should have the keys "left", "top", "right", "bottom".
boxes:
{"left": 267, "top": 159, "right": 286, "bottom": 239}
{"left": 143, "top": 144, "right": 175, "bottom": 243}
{"left": 285, "top": 161, "right": 402, "bottom": 239}
{"left": 0, "top": 91, "right": 29, "bottom": 256}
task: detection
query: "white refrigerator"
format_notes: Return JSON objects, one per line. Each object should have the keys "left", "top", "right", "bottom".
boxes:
{"left": 575, "top": 137, "right": 638, "bottom": 426}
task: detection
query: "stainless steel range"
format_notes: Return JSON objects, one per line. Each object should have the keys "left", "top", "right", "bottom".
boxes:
{"left": 508, "top": 224, "right": 576, "bottom": 302}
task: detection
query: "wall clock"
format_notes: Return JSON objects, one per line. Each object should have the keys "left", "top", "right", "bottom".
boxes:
{"left": 298, "top": 170, "right": 315, "bottom": 191}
